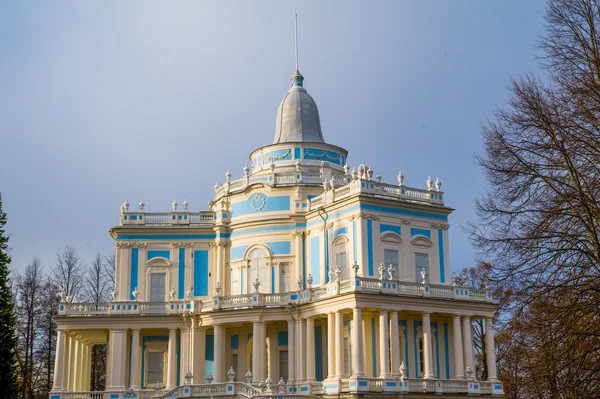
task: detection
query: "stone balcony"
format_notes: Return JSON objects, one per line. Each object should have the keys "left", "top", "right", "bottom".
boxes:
{"left": 50, "top": 378, "right": 504, "bottom": 399}
{"left": 118, "top": 176, "right": 445, "bottom": 228}
{"left": 58, "top": 275, "right": 492, "bottom": 317}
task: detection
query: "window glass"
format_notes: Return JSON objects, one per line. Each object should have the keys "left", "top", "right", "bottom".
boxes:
{"left": 336, "top": 251, "right": 347, "bottom": 280}
{"left": 148, "top": 351, "right": 164, "bottom": 386}
{"left": 343, "top": 337, "right": 350, "bottom": 375}
{"left": 150, "top": 273, "right": 166, "bottom": 302}
{"left": 279, "top": 350, "right": 288, "bottom": 381}
{"left": 415, "top": 253, "right": 429, "bottom": 283}
{"left": 384, "top": 249, "right": 399, "bottom": 280}
{"left": 418, "top": 338, "right": 424, "bottom": 375}
{"left": 279, "top": 263, "right": 290, "bottom": 293}
{"left": 248, "top": 249, "right": 268, "bottom": 293}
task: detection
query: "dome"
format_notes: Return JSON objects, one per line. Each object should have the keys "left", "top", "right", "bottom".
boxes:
{"left": 273, "top": 71, "right": 325, "bottom": 144}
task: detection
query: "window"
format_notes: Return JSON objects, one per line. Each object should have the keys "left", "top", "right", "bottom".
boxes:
{"left": 231, "top": 267, "right": 240, "bottom": 295}
{"left": 232, "top": 353, "right": 239, "bottom": 377}
{"left": 150, "top": 273, "right": 166, "bottom": 302}
{"left": 384, "top": 249, "right": 399, "bottom": 280}
{"left": 343, "top": 337, "right": 350, "bottom": 375}
{"left": 335, "top": 251, "right": 347, "bottom": 280}
{"left": 418, "top": 337, "right": 424, "bottom": 376}
{"left": 279, "top": 350, "right": 288, "bottom": 381}
{"left": 248, "top": 249, "right": 268, "bottom": 293}
{"left": 148, "top": 351, "right": 165, "bottom": 386}
{"left": 415, "top": 253, "right": 429, "bottom": 283}
{"left": 279, "top": 263, "right": 290, "bottom": 293}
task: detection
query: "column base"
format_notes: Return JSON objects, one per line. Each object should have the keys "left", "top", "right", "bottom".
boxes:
{"left": 322, "top": 379, "right": 340, "bottom": 395}
{"left": 347, "top": 377, "right": 369, "bottom": 393}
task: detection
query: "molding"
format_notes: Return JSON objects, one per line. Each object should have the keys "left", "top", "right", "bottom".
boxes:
{"left": 115, "top": 241, "right": 147, "bottom": 248}
{"left": 431, "top": 223, "right": 449, "bottom": 230}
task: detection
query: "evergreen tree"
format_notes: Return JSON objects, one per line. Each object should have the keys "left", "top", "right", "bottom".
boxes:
{"left": 0, "top": 193, "right": 21, "bottom": 398}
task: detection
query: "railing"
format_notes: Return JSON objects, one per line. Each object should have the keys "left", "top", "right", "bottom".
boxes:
{"left": 60, "top": 277, "right": 493, "bottom": 317}
{"left": 54, "top": 379, "right": 502, "bottom": 398}
{"left": 308, "top": 179, "right": 445, "bottom": 210}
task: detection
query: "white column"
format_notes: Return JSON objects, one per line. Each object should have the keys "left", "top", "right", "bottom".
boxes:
{"left": 422, "top": 313, "right": 434, "bottom": 379}
{"left": 107, "top": 329, "right": 128, "bottom": 390}
{"left": 297, "top": 318, "right": 305, "bottom": 381}
{"left": 72, "top": 338, "right": 81, "bottom": 390}
{"left": 351, "top": 308, "right": 364, "bottom": 377}
{"left": 180, "top": 328, "right": 189, "bottom": 385}
{"left": 79, "top": 341, "right": 88, "bottom": 391}
{"left": 214, "top": 325, "right": 225, "bottom": 382}
{"left": 166, "top": 328, "right": 177, "bottom": 388}
{"left": 85, "top": 344, "right": 92, "bottom": 391}
{"left": 62, "top": 333, "right": 72, "bottom": 391}
{"left": 192, "top": 326, "right": 206, "bottom": 384}
{"left": 287, "top": 319, "right": 296, "bottom": 383}
{"left": 306, "top": 318, "right": 315, "bottom": 381}
{"left": 295, "top": 232, "right": 303, "bottom": 288}
{"left": 485, "top": 318, "right": 498, "bottom": 381}
{"left": 252, "top": 322, "right": 265, "bottom": 382}
{"left": 52, "top": 330, "right": 66, "bottom": 391}
{"left": 390, "top": 311, "right": 400, "bottom": 377}
{"left": 327, "top": 313, "right": 335, "bottom": 379}
{"left": 462, "top": 316, "right": 474, "bottom": 373}
{"left": 215, "top": 243, "right": 224, "bottom": 295}
{"left": 130, "top": 329, "right": 141, "bottom": 388}
{"left": 335, "top": 312, "right": 344, "bottom": 378}
{"left": 379, "top": 310, "right": 391, "bottom": 377}
{"left": 453, "top": 315, "right": 464, "bottom": 379}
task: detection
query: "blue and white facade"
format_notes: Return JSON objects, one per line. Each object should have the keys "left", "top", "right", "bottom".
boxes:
{"left": 51, "top": 70, "right": 504, "bottom": 398}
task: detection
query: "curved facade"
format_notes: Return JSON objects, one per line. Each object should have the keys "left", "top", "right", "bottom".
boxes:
{"left": 51, "top": 71, "right": 504, "bottom": 399}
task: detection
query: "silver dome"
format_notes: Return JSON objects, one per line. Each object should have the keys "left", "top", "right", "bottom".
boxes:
{"left": 273, "top": 71, "right": 325, "bottom": 144}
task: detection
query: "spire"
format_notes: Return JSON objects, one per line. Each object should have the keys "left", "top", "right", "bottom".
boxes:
{"left": 292, "top": 12, "right": 304, "bottom": 88}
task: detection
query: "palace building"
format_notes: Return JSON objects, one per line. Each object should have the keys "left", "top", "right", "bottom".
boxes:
{"left": 50, "top": 69, "right": 504, "bottom": 398}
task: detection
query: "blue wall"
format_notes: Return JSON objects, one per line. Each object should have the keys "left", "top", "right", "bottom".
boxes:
{"left": 232, "top": 194, "right": 290, "bottom": 217}
{"left": 148, "top": 250, "right": 170, "bottom": 260}
{"left": 194, "top": 250, "right": 209, "bottom": 296}
{"left": 130, "top": 248, "right": 138, "bottom": 300}
{"left": 178, "top": 248, "right": 185, "bottom": 300}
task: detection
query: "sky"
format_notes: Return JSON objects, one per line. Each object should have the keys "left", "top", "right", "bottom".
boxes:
{"left": 0, "top": 1, "right": 547, "bottom": 275}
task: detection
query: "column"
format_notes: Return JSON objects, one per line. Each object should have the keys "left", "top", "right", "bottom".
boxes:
{"left": 452, "top": 315, "right": 464, "bottom": 379}
{"left": 306, "top": 318, "right": 316, "bottom": 381}
{"left": 107, "top": 329, "right": 128, "bottom": 390}
{"left": 72, "top": 338, "right": 81, "bottom": 390}
{"left": 327, "top": 313, "right": 335, "bottom": 379}
{"left": 422, "top": 313, "right": 434, "bottom": 379}
{"left": 166, "top": 328, "right": 177, "bottom": 388}
{"left": 192, "top": 326, "right": 206, "bottom": 384}
{"left": 297, "top": 318, "right": 305, "bottom": 381}
{"left": 52, "top": 330, "right": 66, "bottom": 391}
{"left": 252, "top": 322, "right": 265, "bottom": 382}
{"left": 287, "top": 319, "right": 296, "bottom": 383}
{"left": 335, "top": 312, "right": 344, "bottom": 378}
{"left": 390, "top": 311, "right": 400, "bottom": 377}
{"left": 62, "top": 333, "right": 71, "bottom": 391}
{"left": 351, "top": 308, "right": 364, "bottom": 377}
{"left": 379, "top": 310, "right": 391, "bottom": 377}
{"left": 295, "top": 232, "right": 303, "bottom": 288}
{"left": 462, "top": 316, "right": 474, "bottom": 373}
{"left": 180, "top": 328, "right": 189, "bottom": 385}
{"left": 85, "top": 344, "right": 92, "bottom": 391}
{"left": 485, "top": 318, "right": 498, "bottom": 381}
{"left": 214, "top": 325, "right": 225, "bottom": 382}
{"left": 130, "top": 329, "right": 141, "bottom": 388}
{"left": 215, "top": 243, "right": 223, "bottom": 295}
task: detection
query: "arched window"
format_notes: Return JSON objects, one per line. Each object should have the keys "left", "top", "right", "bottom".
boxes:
{"left": 333, "top": 235, "right": 349, "bottom": 281}
{"left": 247, "top": 249, "right": 268, "bottom": 293}
{"left": 380, "top": 232, "right": 402, "bottom": 280}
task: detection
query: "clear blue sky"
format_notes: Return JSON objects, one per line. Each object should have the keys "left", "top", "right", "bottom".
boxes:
{"left": 0, "top": 1, "right": 547, "bottom": 274}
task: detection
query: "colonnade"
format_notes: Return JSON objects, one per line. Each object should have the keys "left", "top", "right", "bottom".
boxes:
{"left": 51, "top": 312, "right": 498, "bottom": 393}
{"left": 52, "top": 330, "right": 93, "bottom": 392}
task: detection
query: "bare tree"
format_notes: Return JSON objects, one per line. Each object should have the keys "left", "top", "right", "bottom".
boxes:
{"left": 34, "top": 279, "right": 59, "bottom": 398}
{"left": 104, "top": 252, "right": 115, "bottom": 290}
{"left": 468, "top": 0, "right": 600, "bottom": 396}
{"left": 16, "top": 257, "right": 43, "bottom": 399}
{"left": 52, "top": 246, "right": 84, "bottom": 300}
{"left": 84, "top": 253, "right": 110, "bottom": 391}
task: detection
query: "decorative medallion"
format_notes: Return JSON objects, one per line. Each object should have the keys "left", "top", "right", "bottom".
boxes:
{"left": 251, "top": 193, "right": 266, "bottom": 211}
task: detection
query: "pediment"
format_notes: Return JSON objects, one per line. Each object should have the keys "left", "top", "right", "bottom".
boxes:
{"left": 146, "top": 257, "right": 171, "bottom": 267}
{"left": 411, "top": 236, "right": 433, "bottom": 247}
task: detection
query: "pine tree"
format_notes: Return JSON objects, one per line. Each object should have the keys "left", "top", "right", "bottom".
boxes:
{"left": 0, "top": 193, "right": 21, "bottom": 398}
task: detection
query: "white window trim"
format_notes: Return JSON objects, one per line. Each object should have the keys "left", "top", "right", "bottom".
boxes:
{"left": 144, "top": 341, "right": 168, "bottom": 388}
